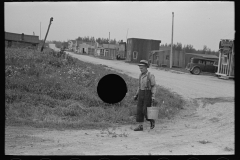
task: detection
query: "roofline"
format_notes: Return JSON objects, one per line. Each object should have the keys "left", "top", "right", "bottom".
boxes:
{"left": 127, "top": 37, "right": 161, "bottom": 42}
{"left": 5, "top": 31, "right": 39, "bottom": 38}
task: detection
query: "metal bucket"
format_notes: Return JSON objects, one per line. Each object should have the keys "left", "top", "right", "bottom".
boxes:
{"left": 147, "top": 107, "right": 159, "bottom": 119}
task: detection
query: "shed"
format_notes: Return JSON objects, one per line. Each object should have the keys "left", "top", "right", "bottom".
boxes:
{"left": 5, "top": 32, "right": 39, "bottom": 48}
{"left": 77, "top": 41, "right": 97, "bottom": 55}
{"left": 215, "top": 39, "right": 234, "bottom": 78}
{"left": 126, "top": 38, "right": 161, "bottom": 63}
{"left": 149, "top": 48, "right": 185, "bottom": 68}
{"left": 101, "top": 44, "right": 119, "bottom": 59}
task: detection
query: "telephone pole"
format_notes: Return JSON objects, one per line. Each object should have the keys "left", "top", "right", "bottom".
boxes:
{"left": 41, "top": 17, "right": 53, "bottom": 52}
{"left": 108, "top": 32, "right": 110, "bottom": 59}
{"left": 126, "top": 28, "right": 128, "bottom": 43}
{"left": 170, "top": 12, "right": 174, "bottom": 68}
{"left": 40, "top": 22, "right": 41, "bottom": 40}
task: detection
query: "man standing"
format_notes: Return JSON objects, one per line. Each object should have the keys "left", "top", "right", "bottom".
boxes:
{"left": 133, "top": 60, "right": 157, "bottom": 131}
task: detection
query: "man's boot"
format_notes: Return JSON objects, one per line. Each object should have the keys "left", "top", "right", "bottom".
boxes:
{"left": 134, "top": 125, "right": 143, "bottom": 131}
{"left": 150, "top": 120, "right": 155, "bottom": 129}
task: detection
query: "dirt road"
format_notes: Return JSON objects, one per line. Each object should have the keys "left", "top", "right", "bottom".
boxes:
{"left": 5, "top": 51, "right": 235, "bottom": 155}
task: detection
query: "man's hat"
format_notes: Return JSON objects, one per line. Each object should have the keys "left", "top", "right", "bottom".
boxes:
{"left": 138, "top": 60, "right": 149, "bottom": 68}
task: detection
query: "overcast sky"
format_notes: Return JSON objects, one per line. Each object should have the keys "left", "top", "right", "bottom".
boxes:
{"left": 5, "top": 2, "right": 234, "bottom": 51}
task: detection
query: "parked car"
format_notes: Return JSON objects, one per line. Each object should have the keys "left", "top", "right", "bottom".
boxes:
{"left": 185, "top": 57, "right": 218, "bottom": 75}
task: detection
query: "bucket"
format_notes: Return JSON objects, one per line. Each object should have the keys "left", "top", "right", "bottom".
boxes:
{"left": 147, "top": 107, "right": 159, "bottom": 119}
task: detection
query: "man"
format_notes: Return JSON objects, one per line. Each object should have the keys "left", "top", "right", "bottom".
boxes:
{"left": 133, "top": 60, "right": 157, "bottom": 131}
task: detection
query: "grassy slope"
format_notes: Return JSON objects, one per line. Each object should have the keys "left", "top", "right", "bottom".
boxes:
{"left": 5, "top": 47, "right": 185, "bottom": 130}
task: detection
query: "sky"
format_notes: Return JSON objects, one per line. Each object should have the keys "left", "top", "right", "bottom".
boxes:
{"left": 5, "top": 2, "right": 234, "bottom": 51}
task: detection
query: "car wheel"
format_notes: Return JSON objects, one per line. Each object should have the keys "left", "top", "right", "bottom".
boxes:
{"left": 192, "top": 67, "right": 201, "bottom": 75}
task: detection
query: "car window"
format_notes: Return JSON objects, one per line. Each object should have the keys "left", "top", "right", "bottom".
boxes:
{"left": 192, "top": 59, "right": 198, "bottom": 63}
{"left": 198, "top": 60, "right": 206, "bottom": 65}
{"left": 206, "top": 61, "right": 214, "bottom": 65}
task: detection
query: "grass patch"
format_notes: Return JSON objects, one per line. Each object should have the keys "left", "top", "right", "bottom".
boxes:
{"left": 5, "top": 47, "right": 185, "bottom": 130}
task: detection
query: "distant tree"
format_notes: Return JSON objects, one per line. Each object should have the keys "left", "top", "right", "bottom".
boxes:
{"left": 175, "top": 42, "right": 182, "bottom": 51}
{"left": 109, "top": 39, "right": 116, "bottom": 44}
{"left": 77, "top": 36, "right": 83, "bottom": 41}
{"left": 202, "top": 45, "right": 208, "bottom": 54}
{"left": 90, "top": 36, "right": 95, "bottom": 42}
{"left": 96, "top": 37, "right": 101, "bottom": 44}
{"left": 117, "top": 40, "right": 123, "bottom": 44}
{"left": 183, "top": 44, "right": 195, "bottom": 53}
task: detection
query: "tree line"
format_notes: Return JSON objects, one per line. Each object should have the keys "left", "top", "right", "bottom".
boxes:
{"left": 47, "top": 36, "right": 123, "bottom": 49}
{"left": 76, "top": 36, "right": 121, "bottom": 44}
{"left": 160, "top": 42, "right": 219, "bottom": 56}
{"left": 47, "top": 37, "right": 219, "bottom": 56}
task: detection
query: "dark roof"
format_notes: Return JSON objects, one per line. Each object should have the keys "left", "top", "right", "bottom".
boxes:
{"left": 128, "top": 38, "right": 161, "bottom": 43}
{"left": 5, "top": 32, "right": 39, "bottom": 44}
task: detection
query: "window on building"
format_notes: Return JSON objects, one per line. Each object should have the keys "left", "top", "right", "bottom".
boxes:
{"left": 133, "top": 51, "right": 138, "bottom": 59}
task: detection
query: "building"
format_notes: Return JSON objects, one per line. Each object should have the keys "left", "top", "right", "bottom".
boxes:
{"left": 77, "top": 41, "right": 97, "bottom": 55}
{"left": 215, "top": 39, "right": 234, "bottom": 78}
{"left": 5, "top": 32, "right": 39, "bottom": 49}
{"left": 149, "top": 47, "right": 185, "bottom": 68}
{"left": 118, "top": 40, "right": 127, "bottom": 59}
{"left": 103, "top": 44, "right": 119, "bottom": 59}
{"left": 95, "top": 43, "right": 105, "bottom": 56}
{"left": 126, "top": 38, "right": 161, "bottom": 63}
{"left": 149, "top": 46, "right": 219, "bottom": 68}
{"left": 96, "top": 43, "right": 119, "bottom": 59}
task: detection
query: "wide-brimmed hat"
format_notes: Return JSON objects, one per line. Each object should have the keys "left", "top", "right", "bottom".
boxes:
{"left": 138, "top": 60, "right": 149, "bottom": 68}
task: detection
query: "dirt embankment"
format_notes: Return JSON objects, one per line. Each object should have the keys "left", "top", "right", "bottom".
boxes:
{"left": 5, "top": 53, "right": 234, "bottom": 155}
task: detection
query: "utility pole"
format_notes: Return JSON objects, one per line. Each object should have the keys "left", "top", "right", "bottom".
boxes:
{"left": 40, "top": 22, "right": 41, "bottom": 40}
{"left": 126, "top": 28, "right": 128, "bottom": 43}
{"left": 108, "top": 32, "right": 110, "bottom": 58}
{"left": 41, "top": 17, "right": 53, "bottom": 52}
{"left": 170, "top": 12, "right": 174, "bottom": 68}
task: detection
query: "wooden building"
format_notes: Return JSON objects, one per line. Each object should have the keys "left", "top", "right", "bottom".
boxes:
{"left": 149, "top": 47, "right": 219, "bottom": 68}
{"left": 215, "top": 39, "right": 234, "bottom": 78}
{"left": 5, "top": 32, "right": 39, "bottom": 49}
{"left": 126, "top": 38, "right": 161, "bottom": 63}
{"left": 118, "top": 40, "right": 126, "bottom": 59}
{"left": 97, "top": 44, "right": 119, "bottom": 59}
{"left": 77, "top": 41, "right": 97, "bottom": 55}
{"left": 149, "top": 48, "right": 185, "bottom": 68}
